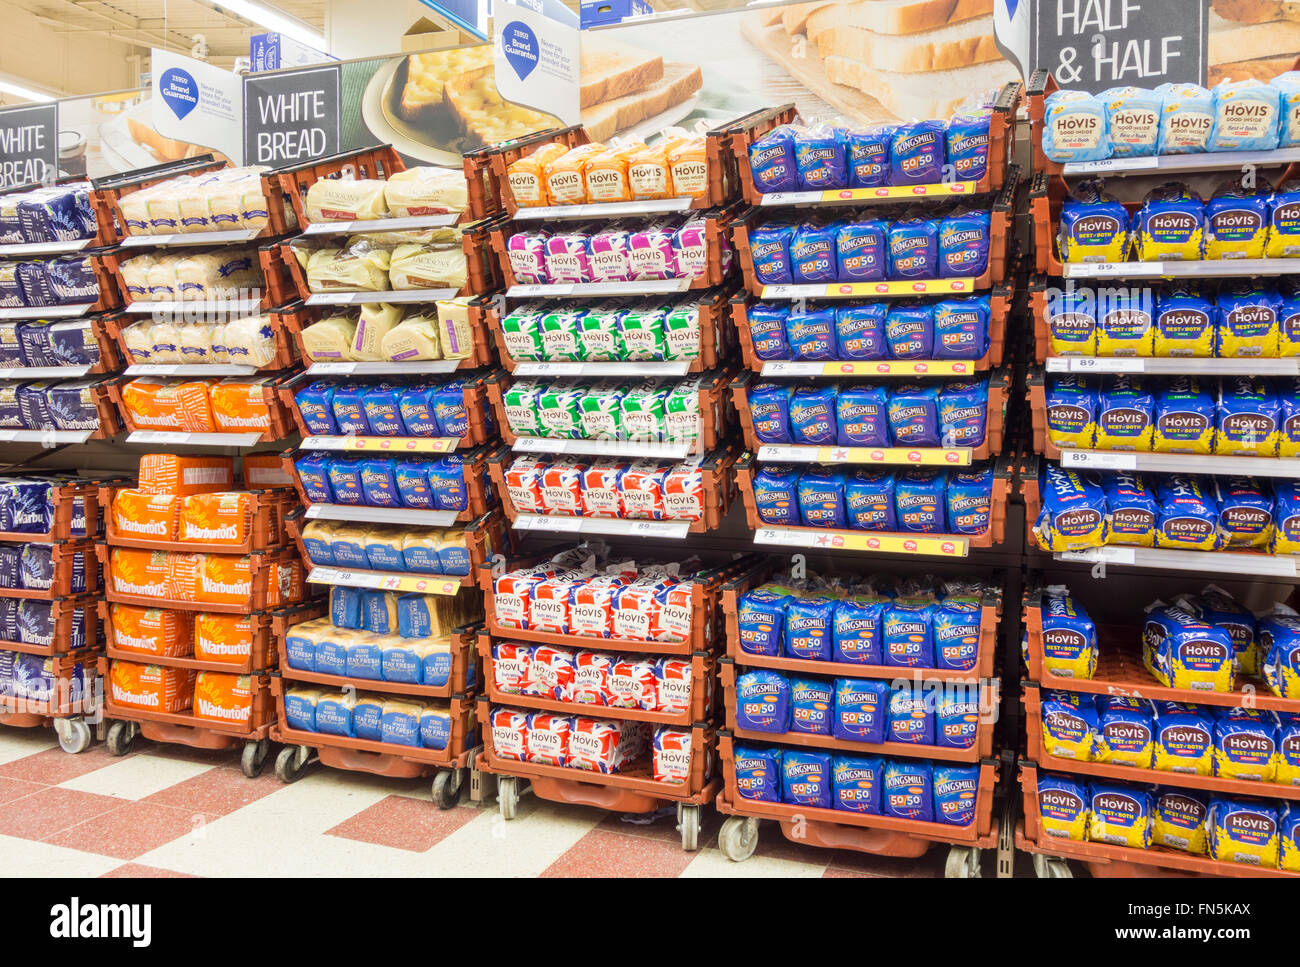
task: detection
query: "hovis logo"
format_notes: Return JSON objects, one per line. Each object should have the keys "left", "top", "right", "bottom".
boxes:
{"left": 50, "top": 897, "right": 151, "bottom": 947}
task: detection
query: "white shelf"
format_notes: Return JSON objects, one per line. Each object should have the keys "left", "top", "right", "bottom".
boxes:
{"left": 306, "top": 360, "right": 464, "bottom": 377}
{"left": 0, "top": 429, "right": 93, "bottom": 444}
{"left": 304, "top": 504, "right": 460, "bottom": 527}
{"left": 512, "top": 514, "right": 690, "bottom": 539}
{"left": 307, "top": 566, "right": 464, "bottom": 595}
{"left": 122, "top": 299, "right": 262, "bottom": 315}
{"left": 511, "top": 198, "right": 693, "bottom": 221}
{"left": 1062, "top": 259, "right": 1300, "bottom": 279}
{"left": 506, "top": 279, "right": 693, "bottom": 298}
{"left": 758, "top": 444, "right": 973, "bottom": 466}
{"left": 1061, "top": 147, "right": 1300, "bottom": 176}
{"left": 126, "top": 430, "right": 263, "bottom": 447}
{"left": 305, "top": 289, "right": 459, "bottom": 306}
{"left": 299, "top": 214, "right": 460, "bottom": 236}
{"left": 119, "top": 229, "right": 263, "bottom": 248}
{"left": 126, "top": 363, "right": 258, "bottom": 376}
{"left": 0, "top": 365, "right": 90, "bottom": 379}
{"left": 1056, "top": 545, "right": 1299, "bottom": 578}
{"left": 1045, "top": 356, "right": 1300, "bottom": 375}
{"left": 1058, "top": 449, "right": 1300, "bottom": 478}
{"left": 0, "top": 305, "right": 89, "bottom": 320}
{"left": 511, "top": 436, "right": 690, "bottom": 459}
{"left": 512, "top": 360, "right": 691, "bottom": 377}
{"left": 0, "top": 238, "right": 93, "bottom": 257}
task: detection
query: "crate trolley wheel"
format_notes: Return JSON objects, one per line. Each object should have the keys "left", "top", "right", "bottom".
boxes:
{"left": 52, "top": 716, "right": 93, "bottom": 755}
{"left": 275, "top": 744, "right": 313, "bottom": 783}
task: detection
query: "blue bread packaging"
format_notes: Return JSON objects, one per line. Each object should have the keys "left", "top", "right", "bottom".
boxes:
{"left": 752, "top": 463, "right": 800, "bottom": 525}
{"left": 882, "top": 759, "right": 932, "bottom": 821}
{"left": 1095, "top": 375, "right": 1155, "bottom": 451}
{"left": 1102, "top": 86, "right": 1161, "bottom": 157}
{"left": 283, "top": 689, "right": 317, "bottom": 730}
{"left": 295, "top": 382, "right": 338, "bottom": 435}
{"left": 1134, "top": 182, "right": 1203, "bottom": 262}
{"left": 889, "top": 120, "right": 946, "bottom": 184}
{"left": 833, "top": 755, "right": 883, "bottom": 813}
{"left": 1157, "top": 82, "right": 1215, "bottom": 153}
{"left": 894, "top": 466, "right": 946, "bottom": 533}
{"left": 936, "top": 690, "right": 980, "bottom": 749}
{"left": 734, "top": 744, "right": 782, "bottom": 802}
{"left": 1095, "top": 286, "right": 1155, "bottom": 356}
{"left": 399, "top": 384, "right": 443, "bottom": 438}
{"left": 1279, "top": 714, "right": 1300, "bottom": 786}
{"left": 1181, "top": 585, "right": 1259, "bottom": 676}
{"left": 933, "top": 764, "right": 980, "bottom": 826}
{"left": 1271, "top": 479, "right": 1300, "bottom": 555}
{"left": 1260, "top": 604, "right": 1300, "bottom": 699}
{"left": 1216, "top": 377, "right": 1280, "bottom": 456}
{"left": 1143, "top": 600, "right": 1236, "bottom": 691}
{"left": 1095, "top": 696, "right": 1156, "bottom": 768}
{"left": 750, "top": 223, "right": 795, "bottom": 284}
{"left": 1208, "top": 797, "right": 1280, "bottom": 867}
{"left": 432, "top": 379, "right": 471, "bottom": 437}
{"left": 748, "top": 302, "right": 790, "bottom": 359}
{"left": 887, "top": 216, "right": 939, "bottom": 279}
{"left": 784, "top": 592, "right": 836, "bottom": 661}
{"left": 1279, "top": 278, "right": 1300, "bottom": 357}
{"left": 845, "top": 467, "right": 897, "bottom": 530}
{"left": 1042, "top": 90, "right": 1110, "bottom": 163}
{"left": 796, "top": 469, "right": 847, "bottom": 528}
{"left": 1047, "top": 286, "right": 1097, "bottom": 356}
{"left": 935, "top": 587, "right": 982, "bottom": 671}
{"left": 1214, "top": 475, "right": 1275, "bottom": 549}
{"left": 1217, "top": 281, "right": 1280, "bottom": 358}
{"left": 836, "top": 385, "right": 889, "bottom": 447}
{"left": 933, "top": 295, "right": 989, "bottom": 359}
{"left": 785, "top": 305, "right": 836, "bottom": 360}
{"left": 748, "top": 381, "right": 793, "bottom": 444}
{"left": 790, "top": 384, "right": 837, "bottom": 444}
{"left": 358, "top": 458, "right": 400, "bottom": 507}
{"left": 1154, "top": 474, "right": 1223, "bottom": 551}
{"left": 325, "top": 456, "right": 365, "bottom": 506}
{"left": 1212, "top": 707, "right": 1279, "bottom": 781}
{"left": 883, "top": 596, "right": 935, "bottom": 668}
{"left": 884, "top": 302, "right": 933, "bottom": 359}
{"left": 1204, "top": 177, "right": 1270, "bottom": 259}
{"left": 938, "top": 208, "right": 991, "bottom": 278}
{"left": 345, "top": 636, "right": 384, "bottom": 680}
{"left": 747, "top": 126, "right": 798, "bottom": 194}
{"left": 846, "top": 124, "right": 893, "bottom": 188}
{"left": 1152, "top": 702, "right": 1215, "bottom": 775}
{"left": 947, "top": 110, "right": 991, "bottom": 182}
{"left": 736, "top": 669, "right": 789, "bottom": 732}
{"left": 888, "top": 683, "right": 935, "bottom": 745}
{"left": 833, "top": 595, "right": 886, "bottom": 664}
{"left": 887, "top": 382, "right": 940, "bottom": 447}
{"left": 782, "top": 749, "right": 832, "bottom": 808}
{"left": 1287, "top": 804, "right": 1300, "bottom": 872}
{"left": 45, "top": 256, "right": 98, "bottom": 305}
{"left": 394, "top": 458, "right": 435, "bottom": 509}
{"left": 938, "top": 378, "right": 987, "bottom": 447}
{"left": 790, "top": 222, "right": 837, "bottom": 283}
{"left": 1153, "top": 286, "right": 1216, "bottom": 357}
{"left": 1033, "top": 464, "right": 1108, "bottom": 551}
{"left": 330, "top": 586, "right": 363, "bottom": 628}
{"left": 1045, "top": 374, "right": 1097, "bottom": 450}
{"left": 1041, "top": 690, "right": 1098, "bottom": 761}
{"left": 1267, "top": 179, "right": 1300, "bottom": 259}
{"left": 835, "top": 220, "right": 887, "bottom": 282}
{"left": 294, "top": 452, "right": 334, "bottom": 503}
{"left": 361, "top": 384, "right": 405, "bottom": 436}
{"left": 329, "top": 382, "right": 370, "bottom": 435}
{"left": 1103, "top": 472, "right": 1160, "bottom": 546}
{"left": 1152, "top": 788, "right": 1210, "bottom": 854}
{"left": 361, "top": 589, "right": 398, "bottom": 633}
{"left": 429, "top": 456, "right": 468, "bottom": 512}
{"left": 835, "top": 303, "right": 887, "bottom": 359}
{"left": 833, "top": 678, "right": 889, "bottom": 743}
{"left": 794, "top": 124, "right": 847, "bottom": 190}
{"left": 48, "top": 319, "right": 99, "bottom": 367}
{"left": 1037, "top": 773, "right": 1089, "bottom": 841}
{"left": 1152, "top": 376, "right": 1216, "bottom": 453}
{"left": 396, "top": 593, "right": 441, "bottom": 638}
{"left": 350, "top": 696, "right": 382, "bottom": 741}
{"left": 789, "top": 676, "right": 834, "bottom": 735}
{"left": 1058, "top": 181, "right": 1130, "bottom": 263}
{"left": 737, "top": 585, "right": 792, "bottom": 657}
{"left": 946, "top": 465, "right": 993, "bottom": 536}
{"left": 1210, "top": 78, "right": 1281, "bottom": 152}
{"left": 1088, "top": 782, "right": 1152, "bottom": 848}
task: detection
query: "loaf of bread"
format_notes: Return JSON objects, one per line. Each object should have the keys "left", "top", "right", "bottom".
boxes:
{"left": 384, "top": 167, "right": 468, "bottom": 217}
{"left": 305, "top": 179, "right": 389, "bottom": 223}
{"left": 301, "top": 314, "right": 358, "bottom": 361}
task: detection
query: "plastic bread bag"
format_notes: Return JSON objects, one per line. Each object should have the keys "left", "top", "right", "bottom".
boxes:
{"left": 384, "top": 166, "right": 468, "bottom": 216}
{"left": 388, "top": 242, "right": 467, "bottom": 290}
{"left": 306, "top": 239, "right": 391, "bottom": 292}
{"left": 305, "top": 178, "right": 389, "bottom": 223}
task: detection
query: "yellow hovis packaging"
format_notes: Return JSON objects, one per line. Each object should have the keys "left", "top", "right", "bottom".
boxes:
{"left": 507, "top": 142, "right": 568, "bottom": 207}
{"left": 545, "top": 143, "right": 606, "bottom": 205}
{"left": 1086, "top": 783, "right": 1152, "bottom": 849}
{"left": 583, "top": 141, "right": 645, "bottom": 203}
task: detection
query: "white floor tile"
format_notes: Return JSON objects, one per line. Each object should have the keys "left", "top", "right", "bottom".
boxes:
{"left": 59, "top": 754, "right": 216, "bottom": 801}
{"left": 0, "top": 727, "right": 57, "bottom": 765}
{"left": 422, "top": 798, "right": 603, "bottom": 877}
{"left": 0, "top": 833, "right": 124, "bottom": 878}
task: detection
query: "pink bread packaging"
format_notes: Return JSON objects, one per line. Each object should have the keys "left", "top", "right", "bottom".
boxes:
{"left": 490, "top": 707, "right": 530, "bottom": 761}
{"left": 674, "top": 219, "right": 709, "bottom": 279}
{"left": 491, "top": 641, "right": 533, "bottom": 694}
{"left": 525, "top": 712, "right": 571, "bottom": 766}
{"left": 507, "top": 230, "right": 550, "bottom": 284}
{"left": 544, "top": 225, "right": 594, "bottom": 284}
{"left": 588, "top": 224, "right": 634, "bottom": 282}
{"left": 628, "top": 221, "right": 679, "bottom": 280}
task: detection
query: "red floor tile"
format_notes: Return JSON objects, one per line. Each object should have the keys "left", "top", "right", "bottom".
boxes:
{"left": 45, "top": 801, "right": 215, "bottom": 860}
{"left": 595, "top": 806, "right": 721, "bottom": 850}
{"left": 326, "top": 796, "right": 479, "bottom": 852}
{"left": 823, "top": 868, "right": 869, "bottom": 877}
{"left": 0, "top": 744, "right": 126, "bottom": 786}
{"left": 141, "top": 764, "right": 279, "bottom": 816}
{"left": 542, "top": 829, "right": 697, "bottom": 878}
{"left": 101, "top": 863, "right": 197, "bottom": 878}
{"left": 0, "top": 775, "right": 46, "bottom": 804}
{"left": 0, "top": 786, "right": 124, "bottom": 840}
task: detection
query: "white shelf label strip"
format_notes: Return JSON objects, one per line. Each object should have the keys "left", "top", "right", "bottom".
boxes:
{"left": 126, "top": 431, "right": 262, "bottom": 447}
{"left": 307, "top": 360, "right": 462, "bottom": 376}
{"left": 1059, "top": 449, "right": 1300, "bottom": 478}
{"left": 512, "top": 198, "right": 692, "bottom": 220}
{"left": 304, "top": 504, "right": 459, "bottom": 526}
{"left": 0, "top": 366, "right": 90, "bottom": 379}
{"left": 300, "top": 214, "right": 460, "bottom": 235}
{"left": 513, "top": 514, "right": 690, "bottom": 539}
{"left": 1057, "top": 547, "right": 1299, "bottom": 577}
{"left": 1046, "top": 357, "right": 1300, "bottom": 376}
{"left": 510, "top": 437, "right": 690, "bottom": 459}
{"left": 513, "top": 361, "right": 690, "bottom": 377}
{"left": 305, "top": 289, "right": 459, "bottom": 306}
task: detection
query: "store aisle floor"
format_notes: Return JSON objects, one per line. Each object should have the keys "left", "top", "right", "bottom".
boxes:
{"left": 0, "top": 728, "right": 951, "bottom": 877}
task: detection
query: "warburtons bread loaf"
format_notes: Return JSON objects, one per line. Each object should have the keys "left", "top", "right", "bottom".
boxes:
{"left": 582, "top": 63, "right": 704, "bottom": 143}
{"left": 806, "top": 0, "right": 993, "bottom": 38}
{"left": 580, "top": 38, "right": 664, "bottom": 109}
{"left": 824, "top": 55, "right": 1017, "bottom": 118}
{"left": 811, "top": 16, "right": 1002, "bottom": 72}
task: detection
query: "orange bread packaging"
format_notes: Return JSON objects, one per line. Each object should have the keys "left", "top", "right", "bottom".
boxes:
{"left": 112, "top": 489, "right": 180, "bottom": 542}
{"left": 627, "top": 141, "right": 675, "bottom": 200}
{"left": 667, "top": 135, "right": 709, "bottom": 198}
{"left": 194, "top": 613, "right": 254, "bottom": 664}
{"left": 121, "top": 377, "right": 216, "bottom": 432}
{"left": 109, "top": 548, "right": 172, "bottom": 598}
{"left": 545, "top": 142, "right": 606, "bottom": 205}
{"left": 108, "top": 604, "right": 193, "bottom": 658}
{"left": 210, "top": 377, "right": 274, "bottom": 434}
{"left": 180, "top": 492, "right": 252, "bottom": 547}
{"left": 109, "top": 659, "right": 195, "bottom": 713}
{"left": 241, "top": 453, "right": 292, "bottom": 489}
{"left": 137, "top": 454, "right": 235, "bottom": 495}
{"left": 195, "top": 553, "right": 253, "bottom": 605}
{"left": 165, "top": 552, "right": 203, "bottom": 601}
{"left": 270, "top": 559, "right": 303, "bottom": 606}
{"left": 584, "top": 140, "right": 645, "bottom": 203}
{"left": 193, "top": 671, "right": 253, "bottom": 726}
{"left": 508, "top": 142, "right": 568, "bottom": 207}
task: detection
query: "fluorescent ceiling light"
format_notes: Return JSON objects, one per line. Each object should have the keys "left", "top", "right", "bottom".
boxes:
{"left": 209, "top": 0, "right": 328, "bottom": 50}
{"left": 0, "top": 78, "right": 57, "bottom": 103}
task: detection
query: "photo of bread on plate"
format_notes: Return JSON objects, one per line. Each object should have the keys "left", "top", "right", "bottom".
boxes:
{"left": 1210, "top": 0, "right": 1300, "bottom": 84}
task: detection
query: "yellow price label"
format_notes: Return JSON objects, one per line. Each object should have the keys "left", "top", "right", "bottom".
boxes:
{"left": 813, "top": 446, "right": 971, "bottom": 466}
{"left": 343, "top": 436, "right": 457, "bottom": 453}
{"left": 817, "top": 359, "right": 976, "bottom": 377}
{"left": 819, "top": 279, "right": 977, "bottom": 298}
{"left": 755, "top": 527, "right": 969, "bottom": 557}
{"left": 817, "top": 183, "right": 975, "bottom": 202}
